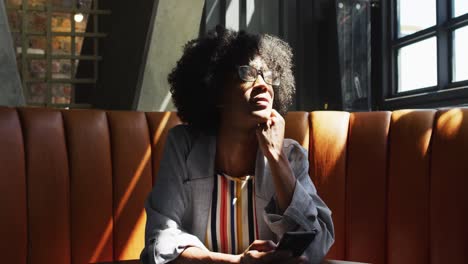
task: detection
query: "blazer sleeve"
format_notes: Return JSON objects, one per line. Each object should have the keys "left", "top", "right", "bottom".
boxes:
{"left": 140, "top": 126, "right": 208, "bottom": 264}
{"left": 262, "top": 140, "right": 335, "bottom": 264}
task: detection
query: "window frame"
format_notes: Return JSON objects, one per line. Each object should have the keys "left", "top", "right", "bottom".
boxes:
{"left": 380, "top": 0, "right": 468, "bottom": 109}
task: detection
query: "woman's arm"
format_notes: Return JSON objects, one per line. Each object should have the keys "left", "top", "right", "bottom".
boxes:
{"left": 255, "top": 109, "right": 296, "bottom": 213}
{"left": 172, "top": 240, "right": 304, "bottom": 264}
{"left": 171, "top": 247, "right": 240, "bottom": 264}
{"left": 256, "top": 110, "right": 335, "bottom": 263}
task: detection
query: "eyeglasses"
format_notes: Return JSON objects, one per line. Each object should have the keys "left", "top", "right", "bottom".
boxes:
{"left": 237, "top": 65, "right": 280, "bottom": 86}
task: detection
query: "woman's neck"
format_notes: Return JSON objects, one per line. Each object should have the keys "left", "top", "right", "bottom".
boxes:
{"left": 216, "top": 122, "right": 258, "bottom": 177}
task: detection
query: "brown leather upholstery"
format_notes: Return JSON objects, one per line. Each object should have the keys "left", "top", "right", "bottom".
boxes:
{"left": 284, "top": 111, "right": 310, "bottom": 150}
{"left": 107, "top": 111, "right": 153, "bottom": 260}
{"left": 19, "top": 108, "right": 72, "bottom": 264}
{"left": 0, "top": 107, "right": 27, "bottom": 264}
{"left": 146, "top": 112, "right": 182, "bottom": 184}
{"left": 346, "top": 111, "right": 391, "bottom": 264}
{"left": 430, "top": 108, "right": 468, "bottom": 264}
{"left": 309, "top": 111, "right": 350, "bottom": 260}
{"left": 387, "top": 110, "right": 435, "bottom": 264}
{"left": 62, "top": 110, "right": 114, "bottom": 264}
{"left": 1, "top": 107, "right": 468, "bottom": 264}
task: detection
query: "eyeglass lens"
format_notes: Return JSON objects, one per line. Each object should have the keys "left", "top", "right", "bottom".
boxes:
{"left": 238, "top": 66, "right": 279, "bottom": 85}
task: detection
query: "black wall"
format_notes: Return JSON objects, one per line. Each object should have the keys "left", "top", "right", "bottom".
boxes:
{"left": 88, "top": 0, "right": 159, "bottom": 110}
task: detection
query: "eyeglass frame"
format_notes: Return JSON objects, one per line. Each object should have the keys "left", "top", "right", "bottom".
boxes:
{"left": 236, "top": 65, "right": 281, "bottom": 86}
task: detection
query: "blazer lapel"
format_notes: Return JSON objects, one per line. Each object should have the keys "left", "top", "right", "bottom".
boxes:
{"left": 186, "top": 132, "right": 216, "bottom": 240}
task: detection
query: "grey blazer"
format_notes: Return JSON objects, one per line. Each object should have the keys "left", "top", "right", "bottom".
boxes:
{"left": 140, "top": 125, "right": 334, "bottom": 264}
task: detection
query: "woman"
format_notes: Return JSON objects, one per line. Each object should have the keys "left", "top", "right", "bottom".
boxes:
{"left": 141, "top": 26, "right": 334, "bottom": 264}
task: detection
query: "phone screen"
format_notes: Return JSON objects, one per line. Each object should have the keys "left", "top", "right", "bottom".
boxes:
{"left": 276, "top": 231, "right": 317, "bottom": 257}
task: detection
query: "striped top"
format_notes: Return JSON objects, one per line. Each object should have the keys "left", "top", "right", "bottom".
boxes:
{"left": 204, "top": 173, "right": 259, "bottom": 254}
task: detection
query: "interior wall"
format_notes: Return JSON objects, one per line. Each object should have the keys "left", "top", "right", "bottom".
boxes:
{"left": 0, "top": 0, "right": 24, "bottom": 107}
{"left": 93, "top": 0, "right": 159, "bottom": 110}
{"left": 136, "top": 0, "right": 205, "bottom": 111}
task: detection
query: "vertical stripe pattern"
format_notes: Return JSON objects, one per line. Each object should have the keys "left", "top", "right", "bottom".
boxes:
{"left": 205, "top": 173, "right": 257, "bottom": 254}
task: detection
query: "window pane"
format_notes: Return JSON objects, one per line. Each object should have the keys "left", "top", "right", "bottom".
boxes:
{"left": 453, "top": 26, "right": 468, "bottom": 82}
{"left": 75, "top": 37, "right": 83, "bottom": 55}
{"left": 51, "top": 84, "right": 72, "bottom": 104}
{"left": 28, "top": 36, "right": 47, "bottom": 55}
{"left": 52, "top": 59, "right": 72, "bottom": 79}
{"left": 28, "top": 59, "right": 47, "bottom": 79}
{"left": 52, "top": 13, "right": 72, "bottom": 32}
{"left": 52, "top": 36, "right": 71, "bottom": 54}
{"left": 28, "top": 12, "right": 47, "bottom": 33}
{"left": 398, "top": 0, "right": 436, "bottom": 37}
{"left": 6, "top": 10, "right": 22, "bottom": 31}
{"left": 454, "top": 0, "right": 468, "bottom": 17}
{"left": 6, "top": 0, "right": 21, "bottom": 8}
{"left": 27, "top": 83, "right": 47, "bottom": 104}
{"left": 28, "top": 0, "right": 45, "bottom": 9}
{"left": 51, "top": 0, "right": 72, "bottom": 9}
{"left": 75, "top": 14, "right": 90, "bottom": 33}
{"left": 398, "top": 37, "right": 437, "bottom": 92}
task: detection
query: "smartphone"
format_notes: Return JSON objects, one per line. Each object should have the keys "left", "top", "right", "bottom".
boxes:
{"left": 276, "top": 231, "right": 317, "bottom": 257}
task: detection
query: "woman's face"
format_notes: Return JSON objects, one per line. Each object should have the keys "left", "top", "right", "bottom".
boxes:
{"left": 221, "top": 56, "right": 275, "bottom": 127}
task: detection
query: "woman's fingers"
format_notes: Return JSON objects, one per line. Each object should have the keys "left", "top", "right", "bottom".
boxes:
{"left": 248, "top": 240, "right": 277, "bottom": 252}
{"left": 257, "top": 122, "right": 268, "bottom": 131}
{"left": 255, "top": 110, "right": 285, "bottom": 161}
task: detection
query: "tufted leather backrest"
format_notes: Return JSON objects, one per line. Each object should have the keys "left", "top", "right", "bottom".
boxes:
{"left": 346, "top": 111, "right": 390, "bottom": 264}
{"left": 1, "top": 107, "right": 468, "bottom": 264}
{"left": 0, "top": 108, "right": 27, "bottom": 264}
{"left": 0, "top": 108, "right": 181, "bottom": 264}
{"left": 315, "top": 109, "right": 468, "bottom": 264}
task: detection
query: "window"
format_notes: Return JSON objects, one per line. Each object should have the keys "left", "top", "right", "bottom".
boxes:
{"left": 383, "top": 0, "right": 468, "bottom": 108}
{"left": 453, "top": 23, "right": 468, "bottom": 82}
{"left": 4, "top": 0, "right": 110, "bottom": 108}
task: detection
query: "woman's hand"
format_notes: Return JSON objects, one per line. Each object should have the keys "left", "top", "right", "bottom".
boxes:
{"left": 238, "top": 240, "right": 307, "bottom": 264}
{"left": 256, "top": 109, "right": 296, "bottom": 213}
{"left": 256, "top": 109, "right": 285, "bottom": 162}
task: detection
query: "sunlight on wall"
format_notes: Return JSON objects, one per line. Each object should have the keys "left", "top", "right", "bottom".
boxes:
{"left": 246, "top": 0, "right": 255, "bottom": 27}
{"left": 226, "top": 0, "right": 239, "bottom": 30}
{"left": 158, "top": 92, "right": 173, "bottom": 112}
{"left": 137, "top": 0, "right": 204, "bottom": 111}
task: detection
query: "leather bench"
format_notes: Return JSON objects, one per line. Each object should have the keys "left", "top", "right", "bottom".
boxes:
{"left": 1, "top": 107, "right": 467, "bottom": 264}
